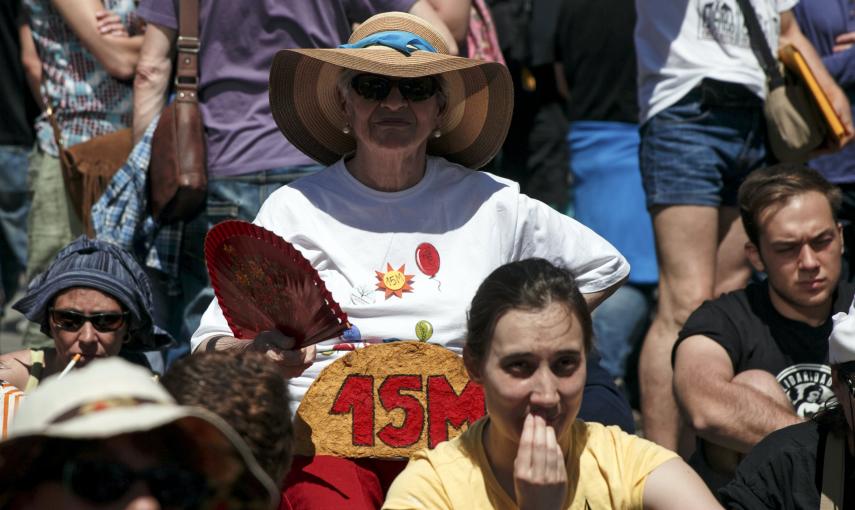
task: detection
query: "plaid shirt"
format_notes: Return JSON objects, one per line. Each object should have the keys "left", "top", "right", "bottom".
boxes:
{"left": 25, "top": 0, "right": 142, "bottom": 156}
{"left": 91, "top": 116, "right": 183, "bottom": 281}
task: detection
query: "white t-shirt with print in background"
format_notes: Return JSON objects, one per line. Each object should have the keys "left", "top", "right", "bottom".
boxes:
{"left": 636, "top": 0, "right": 799, "bottom": 123}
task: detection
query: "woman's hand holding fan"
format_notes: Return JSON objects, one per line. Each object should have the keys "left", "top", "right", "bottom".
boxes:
{"left": 205, "top": 221, "right": 350, "bottom": 352}
{"left": 250, "top": 330, "right": 317, "bottom": 378}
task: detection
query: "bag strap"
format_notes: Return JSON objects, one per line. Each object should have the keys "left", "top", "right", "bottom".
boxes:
{"left": 44, "top": 103, "right": 67, "bottom": 155}
{"left": 819, "top": 430, "right": 845, "bottom": 510}
{"left": 174, "top": 0, "right": 200, "bottom": 103}
{"left": 732, "top": 0, "right": 785, "bottom": 89}
{"left": 36, "top": 69, "right": 68, "bottom": 155}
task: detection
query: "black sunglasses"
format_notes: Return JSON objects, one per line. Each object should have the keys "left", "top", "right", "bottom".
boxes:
{"left": 63, "top": 459, "right": 211, "bottom": 506}
{"left": 48, "top": 308, "right": 129, "bottom": 333}
{"left": 350, "top": 74, "right": 439, "bottom": 102}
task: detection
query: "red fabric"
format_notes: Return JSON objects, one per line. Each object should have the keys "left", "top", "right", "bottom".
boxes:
{"left": 282, "top": 455, "right": 407, "bottom": 510}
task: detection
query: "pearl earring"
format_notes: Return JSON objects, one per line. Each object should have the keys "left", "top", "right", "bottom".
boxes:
{"left": 432, "top": 129, "right": 442, "bottom": 139}
{"left": 342, "top": 124, "right": 352, "bottom": 135}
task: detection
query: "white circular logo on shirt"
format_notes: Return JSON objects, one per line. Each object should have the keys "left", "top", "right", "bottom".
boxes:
{"left": 776, "top": 363, "right": 834, "bottom": 418}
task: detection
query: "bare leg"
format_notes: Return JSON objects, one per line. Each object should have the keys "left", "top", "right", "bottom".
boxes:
{"left": 714, "top": 206, "right": 752, "bottom": 295}
{"left": 640, "top": 206, "right": 718, "bottom": 452}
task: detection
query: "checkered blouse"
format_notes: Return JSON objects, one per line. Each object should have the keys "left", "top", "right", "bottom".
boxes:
{"left": 24, "top": 0, "right": 142, "bottom": 156}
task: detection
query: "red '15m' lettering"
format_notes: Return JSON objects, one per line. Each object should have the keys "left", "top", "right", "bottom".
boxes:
{"left": 329, "top": 374, "right": 485, "bottom": 448}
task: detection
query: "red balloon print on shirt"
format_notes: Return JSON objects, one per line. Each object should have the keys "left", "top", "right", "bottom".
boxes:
{"left": 415, "top": 243, "right": 440, "bottom": 278}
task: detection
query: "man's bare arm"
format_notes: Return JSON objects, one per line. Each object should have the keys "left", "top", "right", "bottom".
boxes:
{"left": 51, "top": 0, "right": 143, "bottom": 80}
{"left": 779, "top": 10, "right": 854, "bottom": 145}
{"left": 673, "top": 335, "right": 802, "bottom": 452}
{"left": 132, "top": 23, "right": 174, "bottom": 143}
{"left": 423, "top": 0, "right": 472, "bottom": 46}
{"left": 408, "top": 0, "right": 459, "bottom": 55}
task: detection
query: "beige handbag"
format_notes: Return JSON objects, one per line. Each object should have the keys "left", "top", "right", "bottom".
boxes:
{"left": 763, "top": 63, "right": 826, "bottom": 163}
{"left": 736, "top": 0, "right": 845, "bottom": 163}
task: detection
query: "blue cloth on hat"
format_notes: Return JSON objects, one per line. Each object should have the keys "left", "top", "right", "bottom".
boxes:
{"left": 338, "top": 30, "right": 437, "bottom": 55}
{"left": 12, "top": 236, "right": 174, "bottom": 351}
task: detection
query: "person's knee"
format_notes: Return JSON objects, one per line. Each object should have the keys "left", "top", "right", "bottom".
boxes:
{"left": 732, "top": 369, "right": 791, "bottom": 408}
{"left": 656, "top": 287, "right": 710, "bottom": 330}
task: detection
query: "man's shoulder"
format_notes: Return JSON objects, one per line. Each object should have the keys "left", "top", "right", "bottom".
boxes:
{"left": 675, "top": 282, "right": 767, "bottom": 360}
{"left": 691, "top": 282, "right": 760, "bottom": 320}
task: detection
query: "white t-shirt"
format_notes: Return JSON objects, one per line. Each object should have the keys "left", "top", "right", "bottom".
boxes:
{"left": 191, "top": 157, "right": 629, "bottom": 412}
{"left": 636, "top": 0, "right": 799, "bottom": 123}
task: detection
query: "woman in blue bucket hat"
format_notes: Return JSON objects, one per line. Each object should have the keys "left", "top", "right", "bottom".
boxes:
{"left": 1, "top": 236, "right": 172, "bottom": 393}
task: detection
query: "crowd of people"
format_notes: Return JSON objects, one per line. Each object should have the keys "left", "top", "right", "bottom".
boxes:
{"left": 0, "top": 0, "right": 854, "bottom": 508}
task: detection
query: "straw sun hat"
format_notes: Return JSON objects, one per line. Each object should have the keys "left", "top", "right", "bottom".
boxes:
{"left": 269, "top": 11, "right": 513, "bottom": 169}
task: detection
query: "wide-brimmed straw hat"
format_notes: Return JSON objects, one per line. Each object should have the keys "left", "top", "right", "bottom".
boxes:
{"left": 269, "top": 11, "right": 513, "bottom": 169}
{"left": 0, "top": 358, "right": 278, "bottom": 509}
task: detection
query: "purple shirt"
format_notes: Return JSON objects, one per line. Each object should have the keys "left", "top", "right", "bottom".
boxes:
{"left": 793, "top": 0, "right": 855, "bottom": 183}
{"left": 138, "top": 0, "right": 415, "bottom": 177}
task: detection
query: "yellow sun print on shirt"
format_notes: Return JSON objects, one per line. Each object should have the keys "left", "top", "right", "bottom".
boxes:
{"left": 375, "top": 263, "right": 415, "bottom": 299}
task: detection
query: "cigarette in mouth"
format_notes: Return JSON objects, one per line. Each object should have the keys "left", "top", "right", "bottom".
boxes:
{"left": 58, "top": 353, "right": 82, "bottom": 380}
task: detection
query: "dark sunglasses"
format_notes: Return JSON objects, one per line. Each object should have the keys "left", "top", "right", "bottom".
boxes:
{"left": 350, "top": 74, "right": 439, "bottom": 102}
{"left": 63, "top": 459, "right": 211, "bottom": 506}
{"left": 48, "top": 307, "right": 129, "bottom": 332}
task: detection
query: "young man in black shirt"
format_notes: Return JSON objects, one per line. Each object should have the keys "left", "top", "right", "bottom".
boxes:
{"left": 719, "top": 301, "right": 855, "bottom": 509}
{"left": 672, "top": 164, "right": 855, "bottom": 490}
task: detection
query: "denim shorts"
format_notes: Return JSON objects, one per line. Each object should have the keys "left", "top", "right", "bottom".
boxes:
{"left": 640, "top": 79, "right": 768, "bottom": 208}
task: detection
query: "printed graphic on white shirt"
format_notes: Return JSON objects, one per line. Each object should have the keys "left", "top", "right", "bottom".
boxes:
{"left": 696, "top": 0, "right": 775, "bottom": 49}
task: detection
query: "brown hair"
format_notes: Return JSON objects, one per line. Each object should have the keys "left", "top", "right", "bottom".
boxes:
{"left": 738, "top": 164, "right": 841, "bottom": 247}
{"left": 465, "top": 258, "right": 593, "bottom": 366}
{"left": 161, "top": 351, "right": 293, "bottom": 484}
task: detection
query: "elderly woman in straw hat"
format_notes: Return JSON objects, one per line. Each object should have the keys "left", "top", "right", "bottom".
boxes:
{"left": 0, "top": 237, "right": 172, "bottom": 395}
{"left": 0, "top": 357, "right": 278, "bottom": 509}
{"left": 190, "top": 10, "right": 628, "bottom": 507}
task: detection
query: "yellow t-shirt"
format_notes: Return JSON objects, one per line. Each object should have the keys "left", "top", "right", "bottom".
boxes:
{"left": 383, "top": 418, "right": 677, "bottom": 510}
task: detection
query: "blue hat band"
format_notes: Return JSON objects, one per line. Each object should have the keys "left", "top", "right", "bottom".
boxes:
{"left": 338, "top": 30, "right": 437, "bottom": 56}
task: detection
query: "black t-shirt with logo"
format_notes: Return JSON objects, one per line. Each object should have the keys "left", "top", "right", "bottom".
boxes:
{"left": 676, "top": 280, "right": 855, "bottom": 414}
{"left": 674, "top": 279, "right": 855, "bottom": 490}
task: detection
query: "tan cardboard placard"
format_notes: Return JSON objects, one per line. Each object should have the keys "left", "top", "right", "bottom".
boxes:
{"left": 294, "top": 342, "right": 485, "bottom": 458}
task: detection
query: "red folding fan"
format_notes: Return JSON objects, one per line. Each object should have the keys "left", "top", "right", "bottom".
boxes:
{"left": 204, "top": 220, "right": 349, "bottom": 348}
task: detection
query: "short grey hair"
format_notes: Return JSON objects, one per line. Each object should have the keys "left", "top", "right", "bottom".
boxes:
{"left": 336, "top": 69, "right": 448, "bottom": 112}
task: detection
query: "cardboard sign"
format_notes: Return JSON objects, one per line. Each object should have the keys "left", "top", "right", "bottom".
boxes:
{"left": 294, "top": 342, "right": 485, "bottom": 458}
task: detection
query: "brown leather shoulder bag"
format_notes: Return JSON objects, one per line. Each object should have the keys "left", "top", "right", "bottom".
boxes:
{"left": 47, "top": 106, "right": 132, "bottom": 238}
{"left": 149, "top": 0, "right": 207, "bottom": 224}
